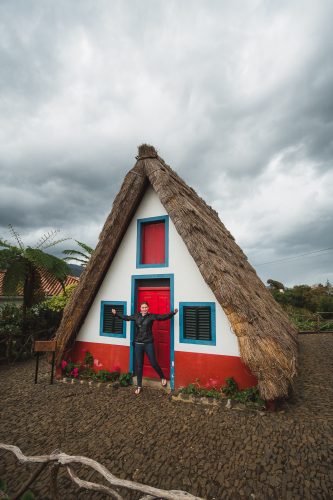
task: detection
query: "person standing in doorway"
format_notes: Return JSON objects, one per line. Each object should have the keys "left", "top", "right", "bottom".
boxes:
{"left": 112, "top": 302, "right": 178, "bottom": 395}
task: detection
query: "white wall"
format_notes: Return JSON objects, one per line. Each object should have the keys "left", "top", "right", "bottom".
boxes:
{"left": 77, "top": 186, "right": 240, "bottom": 357}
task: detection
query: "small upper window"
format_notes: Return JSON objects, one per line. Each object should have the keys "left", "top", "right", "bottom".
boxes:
{"left": 179, "top": 302, "right": 216, "bottom": 345}
{"left": 136, "top": 216, "right": 169, "bottom": 268}
{"left": 100, "top": 301, "right": 126, "bottom": 338}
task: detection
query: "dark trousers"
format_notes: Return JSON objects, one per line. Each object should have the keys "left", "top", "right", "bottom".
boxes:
{"left": 135, "top": 342, "right": 165, "bottom": 387}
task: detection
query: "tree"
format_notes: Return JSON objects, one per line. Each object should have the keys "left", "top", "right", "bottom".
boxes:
{"left": 43, "top": 283, "right": 78, "bottom": 312}
{"left": 62, "top": 240, "right": 94, "bottom": 267}
{"left": 267, "top": 279, "right": 285, "bottom": 291}
{"left": 0, "top": 226, "right": 70, "bottom": 313}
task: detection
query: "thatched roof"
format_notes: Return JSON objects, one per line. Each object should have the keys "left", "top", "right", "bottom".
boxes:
{"left": 55, "top": 144, "right": 298, "bottom": 400}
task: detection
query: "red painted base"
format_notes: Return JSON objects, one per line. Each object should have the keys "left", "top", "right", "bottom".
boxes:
{"left": 59, "top": 341, "right": 257, "bottom": 391}
{"left": 63, "top": 341, "right": 130, "bottom": 373}
{"left": 174, "top": 351, "right": 257, "bottom": 390}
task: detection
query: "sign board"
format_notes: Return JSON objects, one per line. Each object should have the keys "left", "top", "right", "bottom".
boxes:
{"left": 34, "top": 340, "right": 57, "bottom": 352}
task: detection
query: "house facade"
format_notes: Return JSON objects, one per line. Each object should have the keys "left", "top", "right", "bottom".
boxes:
{"left": 69, "top": 186, "right": 256, "bottom": 390}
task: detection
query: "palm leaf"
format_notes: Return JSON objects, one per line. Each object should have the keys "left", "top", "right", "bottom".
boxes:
{"left": 8, "top": 224, "right": 25, "bottom": 250}
{"left": 76, "top": 241, "right": 94, "bottom": 255}
{"left": 62, "top": 249, "right": 90, "bottom": 259}
{"left": 36, "top": 229, "right": 60, "bottom": 249}
{"left": 0, "top": 247, "right": 22, "bottom": 268}
{"left": 25, "top": 248, "right": 70, "bottom": 281}
{"left": 0, "top": 239, "right": 21, "bottom": 251}
{"left": 42, "top": 237, "right": 71, "bottom": 250}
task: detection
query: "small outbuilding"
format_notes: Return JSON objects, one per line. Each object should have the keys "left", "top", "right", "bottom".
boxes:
{"left": 55, "top": 145, "right": 297, "bottom": 400}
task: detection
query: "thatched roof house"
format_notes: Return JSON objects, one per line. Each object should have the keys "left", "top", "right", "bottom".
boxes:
{"left": 55, "top": 144, "right": 297, "bottom": 400}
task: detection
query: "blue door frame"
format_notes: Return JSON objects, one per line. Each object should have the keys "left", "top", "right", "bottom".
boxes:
{"left": 129, "top": 274, "right": 175, "bottom": 389}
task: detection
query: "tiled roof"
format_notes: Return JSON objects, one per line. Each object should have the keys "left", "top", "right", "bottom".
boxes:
{"left": 0, "top": 270, "right": 79, "bottom": 297}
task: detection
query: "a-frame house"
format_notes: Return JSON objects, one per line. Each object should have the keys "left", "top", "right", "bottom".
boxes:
{"left": 55, "top": 145, "right": 297, "bottom": 400}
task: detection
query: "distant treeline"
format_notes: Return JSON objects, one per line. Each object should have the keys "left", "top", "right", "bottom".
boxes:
{"left": 268, "top": 280, "right": 333, "bottom": 331}
{"left": 269, "top": 281, "right": 333, "bottom": 314}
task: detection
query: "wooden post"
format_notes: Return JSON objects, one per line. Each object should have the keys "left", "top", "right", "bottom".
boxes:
{"left": 34, "top": 340, "right": 57, "bottom": 385}
{"left": 51, "top": 352, "right": 56, "bottom": 385}
{"left": 34, "top": 352, "right": 40, "bottom": 384}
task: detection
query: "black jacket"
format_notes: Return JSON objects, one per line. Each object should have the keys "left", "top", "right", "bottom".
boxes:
{"left": 115, "top": 311, "right": 175, "bottom": 343}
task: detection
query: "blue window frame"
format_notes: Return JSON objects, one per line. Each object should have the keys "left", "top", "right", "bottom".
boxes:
{"left": 100, "top": 301, "right": 127, "bottom": 338}
{"left": 179, "top": 302, "right": 216, "bottom": 346}
{"left": 136, "top": 215, "right": 169, "bottom": 268}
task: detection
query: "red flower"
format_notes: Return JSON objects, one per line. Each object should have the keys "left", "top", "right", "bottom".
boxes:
{"left": 61, "top": 360, "right": 68, "bottom": 369}
{"left": 72, "top": 367, "right": 79, "bottom": 378}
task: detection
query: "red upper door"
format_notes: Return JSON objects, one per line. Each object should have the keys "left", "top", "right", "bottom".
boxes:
{"left": 141, "top": 221, "right": 165, "bottom": 265}
{"left": 137, "top": 286, "right": 170, "bottom": 379}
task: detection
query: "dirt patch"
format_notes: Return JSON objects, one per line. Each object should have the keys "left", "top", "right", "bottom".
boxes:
{"left": 0, "top": 334, "right": 332, "bottom": 499}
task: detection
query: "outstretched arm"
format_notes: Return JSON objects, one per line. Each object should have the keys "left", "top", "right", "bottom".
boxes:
{"left": 152, "top": 308, "right": 178, "bottom": 320}
{"left": 111, "top": 309, "right": 136, "bottom": 321}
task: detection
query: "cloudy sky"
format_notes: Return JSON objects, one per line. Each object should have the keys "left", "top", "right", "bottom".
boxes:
{"left": 0, "top": 0, "right": 332, "bottom": 287}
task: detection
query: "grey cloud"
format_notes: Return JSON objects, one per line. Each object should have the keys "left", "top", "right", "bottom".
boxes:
{"left": 0, "top": 0, "right": 332, "bottom": 286}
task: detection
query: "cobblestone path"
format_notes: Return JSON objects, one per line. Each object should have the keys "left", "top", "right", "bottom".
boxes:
{"left": 0, "top": 333, "right": 332, "bottom": 499}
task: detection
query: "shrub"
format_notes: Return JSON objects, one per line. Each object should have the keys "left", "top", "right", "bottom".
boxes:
{"left": 42, "top": 284, "right": 77, "bottom": 312}
{"left": 0, "top": 304, "right": 61, "bottom": 363}
{"left": 222, "top": 377, "right": 264, "bottom": 405}
{"left": 179, "top": 377, "right": 264, "bottom": 406}
{"left": 119, "top": 372, "right": 133, "bottom": 386}
{"left": 95, "top": 370, "right": 118, "bottom": 382}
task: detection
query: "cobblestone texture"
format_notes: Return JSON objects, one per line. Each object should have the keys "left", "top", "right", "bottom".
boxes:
{"left": 0, "top": 333, "right": 332, "bottom": 499}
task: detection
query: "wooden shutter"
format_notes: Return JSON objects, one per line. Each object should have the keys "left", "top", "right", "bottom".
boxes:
{"left": 103, "top": 304, "right": 124, "bottom": 334}
{"left": 183, "top": 306, "right": 212, "bottom": 341}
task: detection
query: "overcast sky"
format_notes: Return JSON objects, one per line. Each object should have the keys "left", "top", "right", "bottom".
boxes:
{"left": 0, "top": 0, "right": 332, "bottom": 287}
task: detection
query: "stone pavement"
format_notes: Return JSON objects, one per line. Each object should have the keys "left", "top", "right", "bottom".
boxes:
{"left": 0, "top": 333, "right": 332, "bottom": 499}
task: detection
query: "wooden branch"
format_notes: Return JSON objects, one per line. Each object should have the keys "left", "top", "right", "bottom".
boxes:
{"left": 66, "top": 466, "right": 124, "bottom": 500}
{"left": 0, "top": 444, "right": 203, "bottom": 500}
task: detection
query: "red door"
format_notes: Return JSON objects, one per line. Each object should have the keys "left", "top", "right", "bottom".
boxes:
{"left": 137, "top": 286, "right": 171, "bottom": 379}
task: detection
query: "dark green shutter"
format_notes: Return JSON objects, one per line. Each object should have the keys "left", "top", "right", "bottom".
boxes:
{"left": 183, "top": 306, "right": 212, "bottom": 341}
{"left": 103, "top": 304, "right": 124, "bottom": 334}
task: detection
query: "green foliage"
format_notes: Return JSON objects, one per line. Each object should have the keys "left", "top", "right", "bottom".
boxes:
{"left": 179, "top": 377, "right": 264, "bottom": 406}
{"left": 221, "top": 377, "right": 239, "bottom": 397}
{"left": 222, "top": 377, "right": 264, "bottom": 405}
{"left": 63, "top": 240, "right": 94, "bottom": 267}
{"left": 80, "top": 367, "right": 95, "bottom": 378}
{"left": 42, "top": 284, "right": 77, "bottom": 312}
{"left": 0, "top": 304, "right": 61, "bottom": 362}
{"left": 270, "top": 281, "right": 333, "bottom": 330}
{"left": 83, "top": 351, "right": 94, "bottom": 367}
{"left": 61, "top": 351, "right": 128, "bottom": 384}
{"left": 94, "top": 370, "right": 120, "bottom": 382}
{"left": 267, "top": 279, "right": 285, "bottom": 290}
{"left": 119, "top": 372, "right": 133, "bottom": 386}
{"left": 179, "top": 379, "right": 222, "bottom": 399}
{"left": 0, "top": 227, "right": 70, "bottom": 309}
{"left": 95, "top": 370, "right": 113, "bottom": 382}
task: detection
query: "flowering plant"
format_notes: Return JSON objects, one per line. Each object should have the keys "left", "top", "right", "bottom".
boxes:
{"left": 61, "top": 359, "right": 80, "bottom": 378}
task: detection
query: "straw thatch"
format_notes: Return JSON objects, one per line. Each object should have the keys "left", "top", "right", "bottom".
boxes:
{"left": 55, "top": 144, "right": 298, "bottom": 400}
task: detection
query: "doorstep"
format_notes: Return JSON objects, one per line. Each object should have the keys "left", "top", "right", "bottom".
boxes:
{"left": 132, "top": 376, "right": 171, "bottom": 392}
